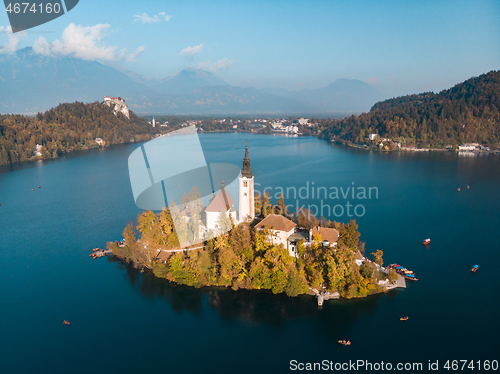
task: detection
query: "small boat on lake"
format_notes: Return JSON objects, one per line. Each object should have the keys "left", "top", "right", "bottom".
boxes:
{"left": 471, "top": 265, "right": 479, "bottom": 273}
{"left": 62, "top": 320, "right": 70, "bottom": 326}
{"left": 457, "top": 188, "right": 461, "bottom": 191}
{"left": 391, "top": 265, "right": 419, "bottom": 281}
{"left": 403, "top": 273, "right": 418, "bottom": 281}
{"left": 423, "top": 238, "right": 431, "bottom": 245}
{"left": 338, "top": 340, "right": 351, "bottom": 346}
{"left": 400, "top": 316, "right": 409, "bottom": 321}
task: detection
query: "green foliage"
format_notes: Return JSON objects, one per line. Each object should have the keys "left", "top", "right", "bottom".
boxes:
{"left": 371, "top": 249, "right": 384, "bottom": 266}
{"left": 338, "top": 220, "right": 360, "bottom": 251}
{"left": 0, "top": 101, "right": 156, "bottom": 165}
{"left": 319, "top": 70, "right": 500, "bottom": 149}
{"left": 112, "top": 204, "right": 389, "bottom": 299}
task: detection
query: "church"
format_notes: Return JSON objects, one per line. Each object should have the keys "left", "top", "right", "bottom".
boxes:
{"left": 205, "top": 143, "right": 255, "bottom": 232}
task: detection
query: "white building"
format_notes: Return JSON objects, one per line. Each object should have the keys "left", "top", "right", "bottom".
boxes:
{"left": 205, "top": 144, "right": 255, "bottom": 231}
{"left": 368, "top": 134, "right": 377, "bottom": 141}
{"left": 255, "top": 214, "right": 297, "bottom": 250}
{"left": 298, "top": 118, "right": 309, "bottom": 125}
{"left": 205, "top": 181, "right": 238, "bottom": 231}
{"left": 310, "top": 226, "right": 339, "bottom": 248}
{"left": 458, "top": 143, "right": 479, "bottom": 151}
{"left": 34, "top": 144, "right": 43, "bottom": 156}
{"left": 95, "top": 138, "right": 104, "bottom": 146}
{"left": 152, "top": 117, "right": 156, "bottom": 128}
{"left": 238, "top": 143, "right": 255, "bottom": 222}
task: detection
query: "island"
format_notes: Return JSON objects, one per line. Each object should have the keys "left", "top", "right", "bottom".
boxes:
{"left": 107, "top": 145, "right": 401, "bottom": 299}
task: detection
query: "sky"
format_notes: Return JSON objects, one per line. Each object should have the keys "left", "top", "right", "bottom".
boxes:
{"left": 1, "top": 0, "right": 499, "bottom": 97}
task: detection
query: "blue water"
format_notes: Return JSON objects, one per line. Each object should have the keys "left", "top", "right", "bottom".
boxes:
{"left": 1, "top": 134, "right": 499, "bottom": 373}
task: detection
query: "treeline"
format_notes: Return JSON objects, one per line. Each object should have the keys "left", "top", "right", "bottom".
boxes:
{"left": 0, "top": 101, "right": 156, "bottom": 165}
{"left": 108, "top": 208, "right": 396, "bottom": 298}
{"left": 318, "top": 70, "right": 500, "bottom": 149}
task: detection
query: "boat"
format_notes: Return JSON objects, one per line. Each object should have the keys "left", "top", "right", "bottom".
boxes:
{"left": 62, "top": 320, "right": 70, "bottom": 326}
{"left": 403, "top": 273, "right": 418, "bottom": 281}
{"left": 338, "top": 340, "right": 351, "bottom": 346}
{"left": 38, "top": 186, "right": 41, "bottom": 188}
{"left": 30, "top": 189, "right": 34, "bottom": 191}
{"left": 423, "top": 238, "right": 431, "bottom": 245}
{"left": 471, "top": 265, "right": 479, "bottom": 273}
{"left": 400, "top": 316, "right": 409, "bottom": 321}
{"left": 457, "top": 188, "right": 461, "bottom": 192}
{"left": 467, "top": 185, "right": 470, "bottom": 189}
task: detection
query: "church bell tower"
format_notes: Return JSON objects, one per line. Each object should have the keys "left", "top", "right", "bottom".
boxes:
{"left": 238, "top": 143, "right": 255, "bottom": 223}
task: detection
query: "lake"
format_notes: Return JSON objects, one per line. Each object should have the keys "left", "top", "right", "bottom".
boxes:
{"left": 1, "top": 133, "right": 499, "bottom": 373}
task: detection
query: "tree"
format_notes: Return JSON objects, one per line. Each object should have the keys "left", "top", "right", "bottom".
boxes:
{"left": 262, "top": 191, "right": 273, "bottom": 217}
{"left": 137, "top": 210, "right": 156, "bottom": 236}
{"left": 387, "top": 269, "right": 399, "bottom": 284}
{"left": 273, "top": 193, "right": 289, "bottom": 216}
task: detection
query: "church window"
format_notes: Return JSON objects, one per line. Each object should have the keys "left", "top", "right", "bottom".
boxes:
{"left": 243, "top": 181, "right": 248, "bottom": 187}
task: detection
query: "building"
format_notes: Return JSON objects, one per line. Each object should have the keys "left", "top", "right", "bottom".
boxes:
{"left": 152, "top": 117, "right": 156, "bottom": 128}
{"left": 368, "top": 134, "right": 377, "bottom": 141}
{"left": 239, "top": 143, "right": 255, "bottom": 223}
{"left": 287, "top": 229, "right": 310, "bottom": 257}
{"left": 255, "top": 214, "right": 296, "bottom": 248}
{"left": 310, "top": 226, "right": 339, "bottom": 247}
{"left": 103, "top": 96, "right": 130, "bottom": 119}
{"left": 34, "top": 144, "right": 43, "bottom": 156}
{"left": 298, "top": 118, "right": 309, "bottom": 125}
{"left": 355, "top": 250, "right": 364, "bottom": 266}
{"left": 458, "top": 143, "right": 479, "bottom": 151}
{"left": 95, "top": 138, "right": 104, "bottom": 146}
{"left": 205, "top": 180, "right": 237, "bottom": 231}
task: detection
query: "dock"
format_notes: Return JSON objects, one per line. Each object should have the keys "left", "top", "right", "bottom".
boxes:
{"left": 374, "top": 262, "right": 407, "bottom": 289}
{"left": 310, "top": 288, "right": 340, "bottom": 307}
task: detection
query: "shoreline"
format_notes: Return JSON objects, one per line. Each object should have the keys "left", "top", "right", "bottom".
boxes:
{"left": 331, "top": 139, "right": 500, "bottom": 154}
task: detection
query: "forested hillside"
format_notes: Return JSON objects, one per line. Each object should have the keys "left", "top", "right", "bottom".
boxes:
{"left": 0, "top": 101, "right": 155, "bottom": 165}
{"left": 319, "top": 71, "right": 500, "bottom": 149}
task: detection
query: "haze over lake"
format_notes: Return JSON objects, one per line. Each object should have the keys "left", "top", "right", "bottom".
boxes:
{"left": 1, "top": 133, "right": 499, "bottom": 373}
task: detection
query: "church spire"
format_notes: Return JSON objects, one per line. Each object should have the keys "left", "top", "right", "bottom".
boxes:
{"left": 242, "top": 142, "right": 252, "bottom": 178}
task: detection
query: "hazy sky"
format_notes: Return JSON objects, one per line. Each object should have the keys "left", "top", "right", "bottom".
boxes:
{"left": 1, "top": 0, "right": 499, "bottom": 97}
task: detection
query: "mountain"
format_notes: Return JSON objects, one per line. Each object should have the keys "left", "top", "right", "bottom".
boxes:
{"left": 289, "top": 78, "right": 385, "bottom": 113}
{"left": 0, "top": 48, "right": 154, "bottom": 114}
{"left": 152, "top": 68, "right": 229, "bottom": 95}
{"left": 0, "top": 48, "right": 383, "bottom": 115}
{"left": 146, "top": 85, "right": 315, "bottom": 114}
{"left": 319, "top": 71, "right": 500, "bottom": 149}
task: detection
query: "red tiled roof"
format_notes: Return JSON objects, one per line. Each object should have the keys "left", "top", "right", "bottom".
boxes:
{"left": 311, "top": 227, "right": 339, "bottom": 243}
{"left": 205, "top": 189, "right": 234, "bottom": 212}
{"left": 255, "top": 214, "right": 296, "bottom": 232}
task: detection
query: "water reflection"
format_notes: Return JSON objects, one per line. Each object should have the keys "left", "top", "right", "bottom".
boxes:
{"left": 110, "top": 256, "right": 385, "bottom": 330}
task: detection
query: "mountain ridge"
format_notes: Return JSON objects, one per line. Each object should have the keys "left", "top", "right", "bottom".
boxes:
{"left": 1, "top": 47, "right": 385, "bottom": 115}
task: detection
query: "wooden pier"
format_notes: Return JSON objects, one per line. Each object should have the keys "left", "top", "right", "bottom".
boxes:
{"left": 310, "top": 288, "right": 340, "bottom": 307}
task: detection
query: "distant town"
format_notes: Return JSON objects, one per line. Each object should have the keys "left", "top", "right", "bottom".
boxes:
{"left": 146, "top": 115, "right": 319, "bottom": 136}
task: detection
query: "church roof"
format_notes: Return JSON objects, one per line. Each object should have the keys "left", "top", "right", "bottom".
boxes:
{"left": 205, "top": 188, "right": 234, "bottom": 213}
{"left": 242, "top": 143, "right": 253, "bottom": 178}
{"left": 255, "top": 214, "right": 296, "bottom": 232}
